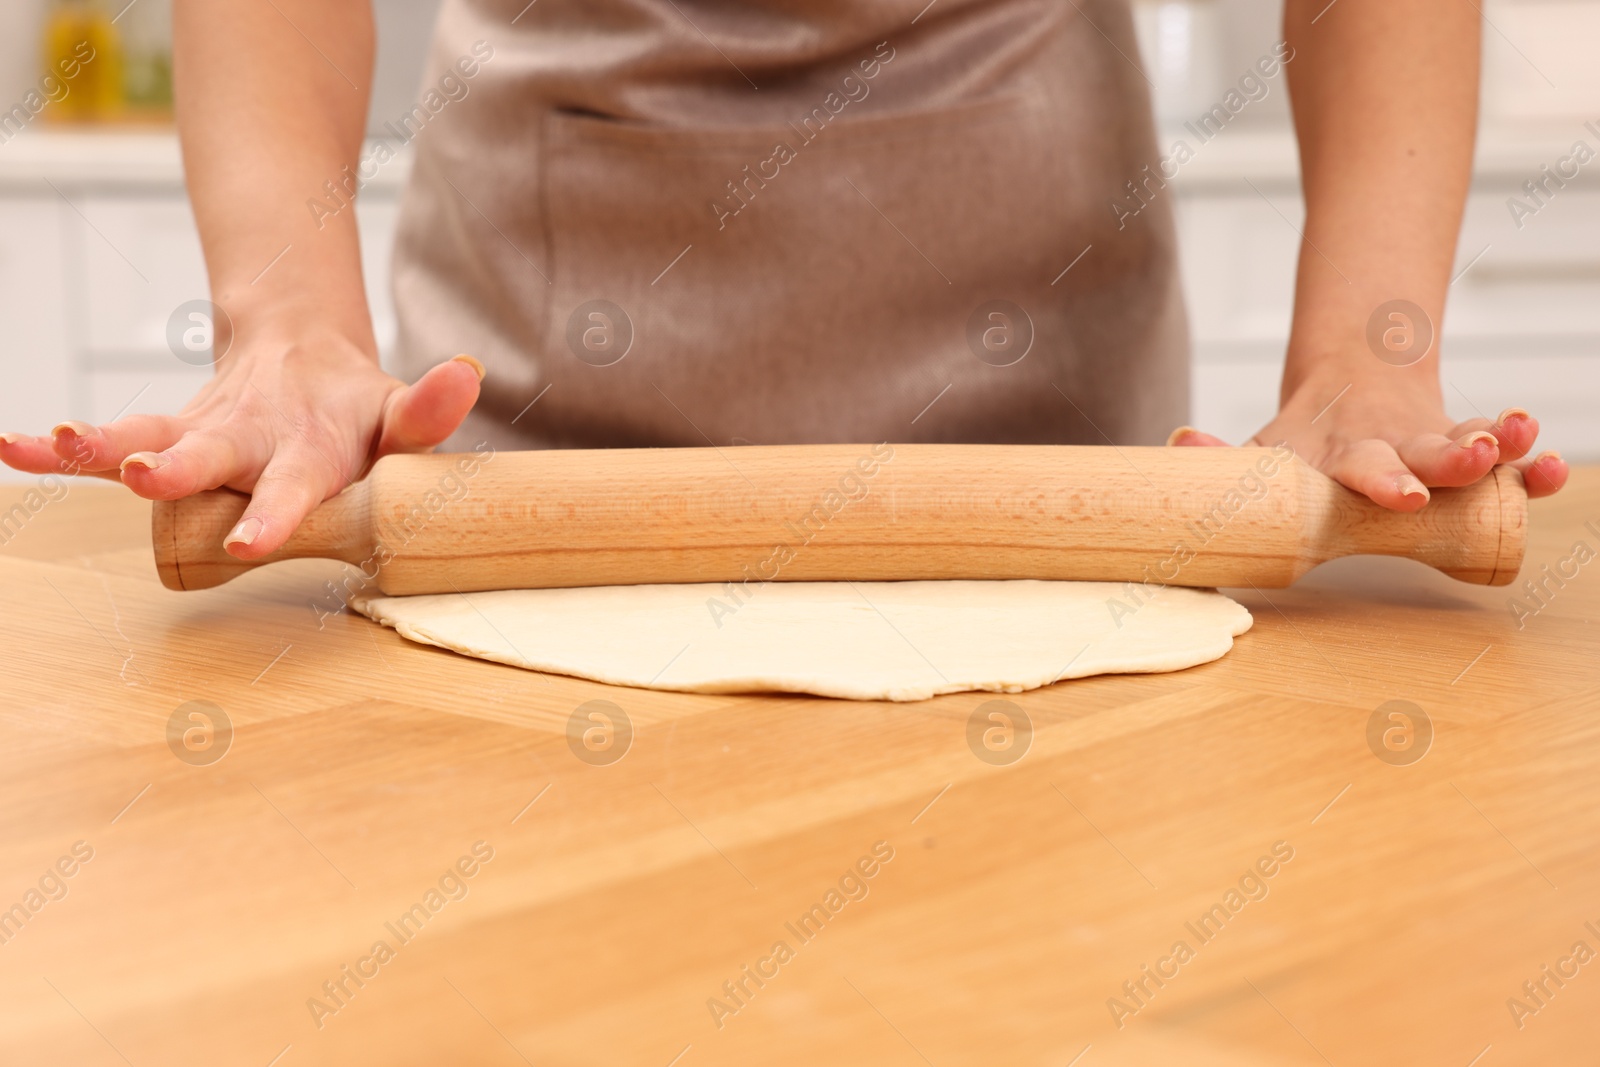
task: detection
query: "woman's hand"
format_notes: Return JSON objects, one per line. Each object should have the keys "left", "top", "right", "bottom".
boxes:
{"left": 1196, "top": 0, "right": 1575, "bottom": 509}
{"left": 4, "top": 0, "right": 472, "bottom": 561}
{"left": 0, "top": 324, "right": 482, "bottom": 560}
{"left": 1168, "top": 365, "right": 1568, "bottom": 508}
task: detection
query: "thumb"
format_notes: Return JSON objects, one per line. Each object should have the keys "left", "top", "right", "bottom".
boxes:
{"left": 1166, "top": 425, "right": 1232, "bottom": 447}
{"left": 376, "top": 354, "right": 485, "bottom": 456}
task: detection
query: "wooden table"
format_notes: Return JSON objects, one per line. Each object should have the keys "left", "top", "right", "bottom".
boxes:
{"left": 1, "top": 472, "right": 1597, "bottom": 1067}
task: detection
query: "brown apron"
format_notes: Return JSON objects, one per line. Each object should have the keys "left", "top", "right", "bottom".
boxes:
{"left": 391, "top": 0, "right": 1188, "bottom": 450}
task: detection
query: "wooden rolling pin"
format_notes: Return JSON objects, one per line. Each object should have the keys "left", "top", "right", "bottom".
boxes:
{"left": 151, "top": 444, "right": 1526, "bottom": 593}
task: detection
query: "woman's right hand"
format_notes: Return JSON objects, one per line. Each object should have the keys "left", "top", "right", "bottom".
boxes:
{"left": 1, "top": 0, "right": 475, "bottom": 561}
{"left": 0, "top": 322, "right": 483, "bottom": 560}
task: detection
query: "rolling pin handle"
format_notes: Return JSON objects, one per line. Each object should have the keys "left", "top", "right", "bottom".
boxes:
{"left": 152, "top": 485, "right": 373, "bottom": 591}
{"left": 152, "top": 490, "right": 254, "bottom": 591}
{"left": 1323, "top": 463, "right": 1527, "bottom": 587}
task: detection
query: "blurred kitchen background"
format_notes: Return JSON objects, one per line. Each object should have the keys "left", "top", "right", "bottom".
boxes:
{"left": 0, "top": 0, "right": 1597, "bottom": 482}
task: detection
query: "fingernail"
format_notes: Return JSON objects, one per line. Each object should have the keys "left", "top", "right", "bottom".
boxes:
{"left": 1526, "top": 451, "right": 1565, "bottom": 491}
{"left": 451, "top": 353, "right": 486, "bottom": 381}
{"left": 1165, "top": 425, "right": 1197, "bottom": 447}
{"left": 0, "top": 432, "right": 19, "bottom": 445}
{"left": 1398, "top": 474, "right": 1430, "bottom": 502}
{"left": 225, "top": 516, "right": 263, "bottom": 549}
{"left": 51, "top": 420, "right": 95, "bottom": 439}
{"left": 1457, "top": 430, "right": 1498, "bottom": 451}
{"left": 120, "top": 451, "right": 169, "bottom": 472}
{"left": 1496, "top": 407, "right": 1530, "bottom": 426}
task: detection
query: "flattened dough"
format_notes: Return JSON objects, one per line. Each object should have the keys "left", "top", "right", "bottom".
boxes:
{"left": 353, "top": 580, "right": 1251, "bottom": 702}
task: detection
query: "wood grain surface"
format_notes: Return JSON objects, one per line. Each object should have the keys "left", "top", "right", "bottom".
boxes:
{"left": 0, "top": 472, "right": 1597, "bottom": 1066}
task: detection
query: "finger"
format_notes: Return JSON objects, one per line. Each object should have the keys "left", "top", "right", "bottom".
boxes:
{"left": 376, "top": 354, "right": 484, "bottom": 456}
{"left": 118, "top": 427, "right": 250, "bottom": 501}
{"left": 1166, "top": 425, "right": 1231, "bottom": 447}
{"left": 0, "top": 432, "right": 121, "bottom": 481}
{"left": 224, "top": 450, "right": 339, "bottom": 560}
{"left": 1445, "top": 407, "right": 1539, "bottom": 463}
{"left": 1323, "top": 438, "right": 1431, "bottom": 512}
{"left": 51, "top": 415, "right": 186, "bottom": 472}
{"left": 1512, "top": 450, "right": 1569, "bottom": 499}
{"left": 1394, "top": 430, "right": 1499, "bottom": 488}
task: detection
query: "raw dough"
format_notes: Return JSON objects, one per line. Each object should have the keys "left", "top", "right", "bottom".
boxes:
{"left": 353, "top": 580, "right": 1251, "bottom": 702}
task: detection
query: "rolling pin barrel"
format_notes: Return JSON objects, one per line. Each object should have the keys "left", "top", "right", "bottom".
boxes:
{"left": 151, "top": 444, "right": 1526, "bottom": 594}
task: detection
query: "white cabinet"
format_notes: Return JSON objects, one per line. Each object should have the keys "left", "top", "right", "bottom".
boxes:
{"left": 1450, "top": 189, "right": 1600, "bottom": 340}
{"left": 75, "top": 194, "right": 208, "bottom": 355}
{"left": 0, "top": 198, "right": 70, "bottom": 437}
{"left": 1175, "top": 190, "right": 1300, "bottom": 353}
{"left": 65, "top": 192, "right": 213, "bottom": 423}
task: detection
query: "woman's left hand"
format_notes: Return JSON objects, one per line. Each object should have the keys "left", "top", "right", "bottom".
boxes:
{"left": 1168, "top": 367, "right": 1568, "bottom": 510}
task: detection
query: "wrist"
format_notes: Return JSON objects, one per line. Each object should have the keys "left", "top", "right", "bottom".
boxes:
{"left": 214, "top": 290, "right": 380, "bottom": 365}
{"left": 211, "top": 314, "right": 381, "bottom": 378}
{"left": 208, "top": 225, "right": 377, "bottom": 357}
{"left": 1284, "top": 272, "right": 1450, "bottom": 407}
{"left": 1282, "top": 338, "right": 1441, "bottom": 398}
{"left": 1277, "top": 349, "right": 1444, "bottom": 429}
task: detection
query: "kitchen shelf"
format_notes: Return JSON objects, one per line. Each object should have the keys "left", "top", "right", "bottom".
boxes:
{"left": 0, "top": 128, "right": 414, "bottom": 191}
{"left": 4, "top": 121, "right": 1594, "bottom": 189}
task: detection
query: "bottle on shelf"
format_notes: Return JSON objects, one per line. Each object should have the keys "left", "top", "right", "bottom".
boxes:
{"left": 42, "top": 0, "right": 123, "bottom": 124}
{"left": 120, "top": 0, "right": 174, "bottom": 121}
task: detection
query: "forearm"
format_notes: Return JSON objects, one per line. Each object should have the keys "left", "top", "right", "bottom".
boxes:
{"left": 1282, "top": 0, "right": 1480, "bottom": 398}
{"left": 173, "top": 0, "right": 377, "bottom": 352}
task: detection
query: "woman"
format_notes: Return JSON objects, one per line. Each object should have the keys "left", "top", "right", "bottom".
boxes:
{"left": 0, "top": 0, "right": 1567, "bottom": 557}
